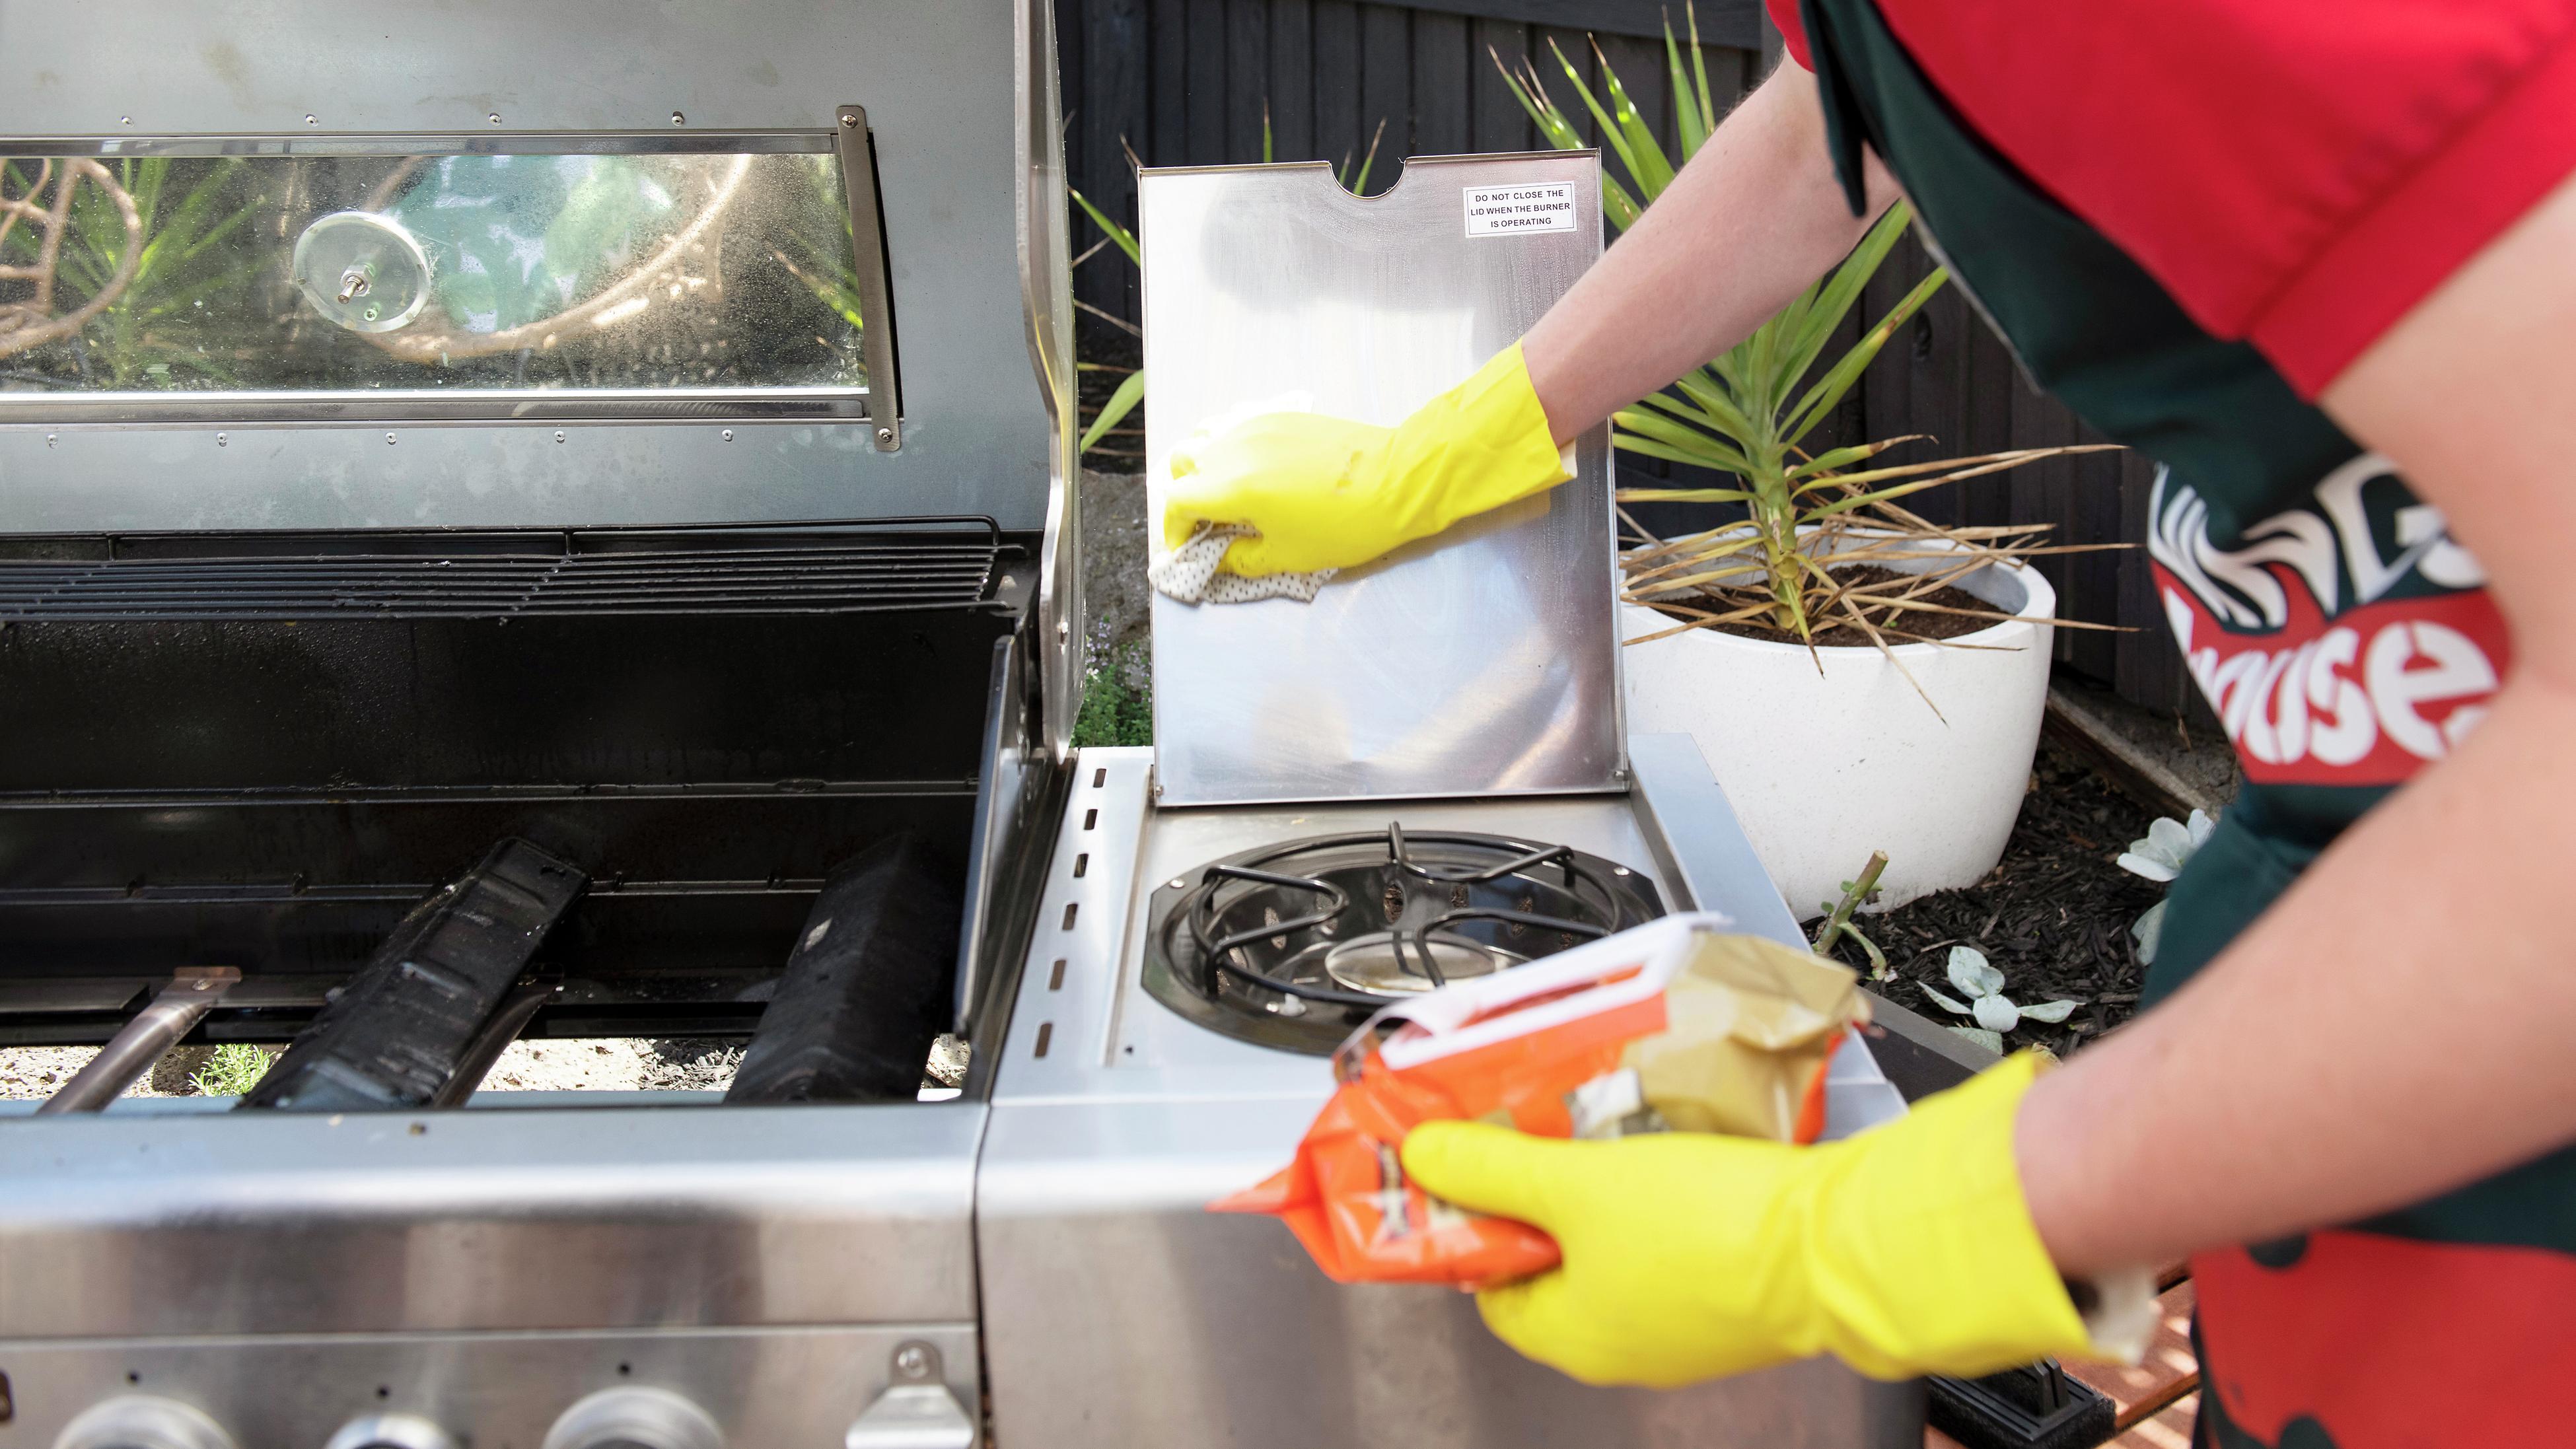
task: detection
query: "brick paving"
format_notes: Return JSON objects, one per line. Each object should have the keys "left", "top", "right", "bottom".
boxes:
{"left": 2116, "top": 1393, "right": 2200, "bottom": 1448}
{"left": 2070, "top": 1281, "right": 2201, "bottom": 1432}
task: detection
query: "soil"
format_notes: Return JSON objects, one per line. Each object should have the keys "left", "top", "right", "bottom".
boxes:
{"left": 1649, "top": 563, "right": 2005, "bottom": 648}
{"left": 1828, "top": 742, "right": 2172, "bottom": 1057}
{"left": 476, "top": 1038, "right": 745, "bottom": 1094}
{"left": 0, "top": 1046, "right": 162, "bottom": 1102}
{"left": 0, "top": 1043, "right": 279, "bottom": 1103}
{"left": 1080, "top": 468, "right": 1151, "bottom": 662}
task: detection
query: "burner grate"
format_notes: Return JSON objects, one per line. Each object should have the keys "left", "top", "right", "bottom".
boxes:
{"left": 1143, "top": 825, "right": 1664, "bottom": 1056}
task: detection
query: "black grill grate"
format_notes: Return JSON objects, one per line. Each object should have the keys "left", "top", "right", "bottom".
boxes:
{"left": 0, "top": 522, "right": 1001, "bottom": 620}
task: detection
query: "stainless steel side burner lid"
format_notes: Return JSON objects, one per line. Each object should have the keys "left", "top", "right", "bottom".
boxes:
{"left": 1140, "top": 153, "right": 1623, "bottom": 807}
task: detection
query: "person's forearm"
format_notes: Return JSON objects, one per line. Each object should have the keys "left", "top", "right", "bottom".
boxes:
{"left": 2015, "top": 168, "right": 2576, "bottom": 1281}
{"left": 2017, "top": 679, "right": 2576, "bottom": 1277}
{"left": 1521, "top": 61, "right": 1902, "bottom": 444}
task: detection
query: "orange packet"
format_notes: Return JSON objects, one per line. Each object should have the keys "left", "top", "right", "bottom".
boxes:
{"left": 1212, "top": 914, "right": 1864, "bottom": 1285}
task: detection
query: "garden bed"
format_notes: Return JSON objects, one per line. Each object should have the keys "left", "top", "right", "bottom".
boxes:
{"left": 1830, "top": 740, "right": 2175, "bottom": 1056}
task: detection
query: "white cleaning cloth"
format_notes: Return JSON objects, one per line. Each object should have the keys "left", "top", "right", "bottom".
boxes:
{"left": 1148, "top": 522, "right": 1336, "bottom": 604}
{"left": 1147, "top": 390, "right": 1339, "bottom": 605}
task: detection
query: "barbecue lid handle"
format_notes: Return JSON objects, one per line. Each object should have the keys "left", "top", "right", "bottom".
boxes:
{"left": 843, "top": 1342, "right": 974, "bottom": 1449}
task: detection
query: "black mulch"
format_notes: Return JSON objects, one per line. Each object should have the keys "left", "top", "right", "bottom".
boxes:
{"left": 1824, "top": 743, "right": 2173, "bottom": 1057}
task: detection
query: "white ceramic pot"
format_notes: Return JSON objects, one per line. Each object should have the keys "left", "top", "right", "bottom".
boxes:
{"left": 1620, "top": 548, "right": 2055, "bottom": 919}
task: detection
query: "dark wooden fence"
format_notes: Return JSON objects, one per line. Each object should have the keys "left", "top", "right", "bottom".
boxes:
{"left": 1056, "top": 0, "right": 2198, "bottom": 718}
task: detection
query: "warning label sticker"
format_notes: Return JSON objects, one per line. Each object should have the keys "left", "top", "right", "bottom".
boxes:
{"left": 1463, "top": 182, "right": 1577, "bottom": 237}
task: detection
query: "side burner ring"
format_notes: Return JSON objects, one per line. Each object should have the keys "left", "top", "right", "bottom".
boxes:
{"left": 1149, "top": 826, "right": 1666, "bottom": 1053}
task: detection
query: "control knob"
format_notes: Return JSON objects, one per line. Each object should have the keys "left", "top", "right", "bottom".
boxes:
{"left": 542, "top": 1388, "right": 724, "bottom": 1449}
{"left": 50, "top": 1397, "right": 237, "bottom": 1449}
{"left": 322, "top": 1415, "right": 461, "bottom": 1449}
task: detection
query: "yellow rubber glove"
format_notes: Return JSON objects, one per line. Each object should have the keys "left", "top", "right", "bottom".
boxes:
{"left": 1161, "top": 342, "right": 1571, "bottom": 577}
{"left": 1399, "top": 1053, "right": 2096, "bottom": 1388}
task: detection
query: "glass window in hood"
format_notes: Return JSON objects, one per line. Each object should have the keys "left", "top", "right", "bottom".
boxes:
{"left": 0, "top": 145, "right": 871, "bottom": 406}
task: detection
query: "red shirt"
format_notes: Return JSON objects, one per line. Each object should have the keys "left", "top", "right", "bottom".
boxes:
{"left": 1760, "top": 4, "right": 2576, "bottom": 1445}
{"left": 1768, "top": 0, "right": 2576, "bottom": 395}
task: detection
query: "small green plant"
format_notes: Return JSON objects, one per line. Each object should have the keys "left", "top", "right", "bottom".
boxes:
{"left": 1810, "top": 849, "right": 1890, "bottom": 979}
{"left": 1495, "top": 15, "right": 2113, "bottom": 671}
{"left": 188, "top": 1042, "right": 273, "bottom": 1098}
{"left": 1069, "top": 112, "right": 1388, "bottom": 458}
{"left": 1919, "top": 945, "right": 2080, "bottom": 1053}
{"left": 1072, "top": 637, "right": 1154, "bottom": 748}
{"left": 2116, "top": 808, "right": 2214, "bottom": 965}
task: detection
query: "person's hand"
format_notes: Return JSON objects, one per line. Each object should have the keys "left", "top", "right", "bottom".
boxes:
{"left": 1161, "top": 342, "right": 1571, "bottom": 577}
{"left": 1399, "top": 1053, "right": 2100, "bottom": 1387}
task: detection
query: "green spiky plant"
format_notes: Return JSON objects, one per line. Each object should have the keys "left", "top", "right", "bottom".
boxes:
{"left": 1069, "top": 114, "right": 1387, "bottom": 458}
{"left": 1497, "top": 13, "right": 2113, "bottom": 664}
{"left": 1, "top": 157, "right": 264, "bottom": 387}
{"left": 1066, "top": 191, "right": 1146, "bottom": 456}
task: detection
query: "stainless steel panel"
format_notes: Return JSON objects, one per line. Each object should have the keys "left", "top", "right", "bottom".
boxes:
{"left": 954, "top": 633, "right": 1055, "bottom": 1034}
{"left": 0, "top": 0, "right": 1053, "bottom": 532}
{"left": 0, "top": 1102, "right": 983, "bottom": 1337}
{"left": 997, "top": 746, "right": 1902, "bottom": 1103}
{"left": 0, "top": 1325, "right": 979, "bottom": 1449}
{"left": 980, "top": 748, "right": 1917, "bottom": 1446}
{"left": 1625, "top": 731, "right": 1805, "bottom": 944}
{"left": 988, "top": 748, "right": 1170, "bottom": 1099}
{"left": 979, "top": 1094, "right": 1918, "bottom": 1449}
{"left": 1015, "top": 0, "right": 1083, "bottom": 761}
{"left": 1140, "top": 153, "right": 1624, "bottom": 804}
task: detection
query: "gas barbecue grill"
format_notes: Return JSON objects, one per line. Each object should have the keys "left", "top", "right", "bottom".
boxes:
{"left": 0, "top": 5, "right": 1935, "bottom": 1446}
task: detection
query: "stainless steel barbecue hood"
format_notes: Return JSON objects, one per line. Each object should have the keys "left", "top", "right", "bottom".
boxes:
{"left": 0, "top": 1, "right": 1075, "bottom": 1444}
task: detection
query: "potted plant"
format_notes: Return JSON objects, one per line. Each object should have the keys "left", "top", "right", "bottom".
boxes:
{"left": 1502, "top": 23, "right": 2112, "bottom": 916}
